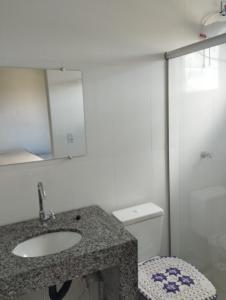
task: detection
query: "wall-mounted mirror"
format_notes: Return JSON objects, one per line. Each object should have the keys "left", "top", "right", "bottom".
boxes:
{"left": 0, "top": 68, "right": 86, "bottom": 166}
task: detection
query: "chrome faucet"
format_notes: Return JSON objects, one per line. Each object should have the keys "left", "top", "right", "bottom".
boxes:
{"left": 37, "top": 182, "right": 55, "bottom": 225}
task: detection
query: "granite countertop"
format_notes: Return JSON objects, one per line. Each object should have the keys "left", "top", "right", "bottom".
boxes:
{"left": 0, "top": 205, "right": 137, "bottom": 299}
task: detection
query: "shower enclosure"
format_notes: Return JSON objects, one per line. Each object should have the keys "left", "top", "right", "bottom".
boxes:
{"left": 167, "top": 33, "right": 226, "bottom": 298}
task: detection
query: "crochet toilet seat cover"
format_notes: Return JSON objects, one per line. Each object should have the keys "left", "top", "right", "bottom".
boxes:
{"left": 138, "top": 256, "right": 217, "bottom": 300}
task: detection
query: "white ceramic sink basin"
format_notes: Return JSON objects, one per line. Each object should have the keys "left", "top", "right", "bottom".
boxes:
{"left": 12, "top": 231, "right": 82, "bottom": 258}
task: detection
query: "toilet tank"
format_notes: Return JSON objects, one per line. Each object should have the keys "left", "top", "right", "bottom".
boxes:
{"left": 112, "top": 202, "right": 164, "bottom": 262}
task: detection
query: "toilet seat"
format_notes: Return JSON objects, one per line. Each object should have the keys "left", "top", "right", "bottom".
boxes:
{"left": 138, "top": 256, "right": 217, "bottom": 300}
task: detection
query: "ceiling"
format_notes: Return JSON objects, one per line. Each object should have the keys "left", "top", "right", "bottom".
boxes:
{"left": 0, "top": 0, "right": 220, "bottom": 66}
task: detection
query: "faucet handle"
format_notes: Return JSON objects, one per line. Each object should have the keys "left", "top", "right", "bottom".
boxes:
{"left": 47, "top": 209, "right": 56, "bottom": 220}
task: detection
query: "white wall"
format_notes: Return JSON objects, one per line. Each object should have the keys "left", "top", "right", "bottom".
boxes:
{"left": 0, "top": 58, "right": 168, "bottom": 236}
{"left": 0, "top": 68, "right": 51, "bottom": 155}
{"left": 0, "top": 57, "right": 168, "bottom": 300}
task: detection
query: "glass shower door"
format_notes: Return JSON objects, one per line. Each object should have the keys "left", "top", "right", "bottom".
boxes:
{"left": 169, "top": 41, "right": 226, "bottom": 298}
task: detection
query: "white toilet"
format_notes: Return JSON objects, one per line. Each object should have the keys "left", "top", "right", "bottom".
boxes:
{"left": 113, "top": 202, "right": 217, "bottom": 300}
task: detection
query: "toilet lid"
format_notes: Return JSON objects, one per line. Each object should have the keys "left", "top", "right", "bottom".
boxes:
{"left": 138, "top": 256, "right": 217, "bottom": 300}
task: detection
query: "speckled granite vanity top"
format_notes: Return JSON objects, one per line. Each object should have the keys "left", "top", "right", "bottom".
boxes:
{"left": 0, "top": 205, "right": 138, "bottom": 299}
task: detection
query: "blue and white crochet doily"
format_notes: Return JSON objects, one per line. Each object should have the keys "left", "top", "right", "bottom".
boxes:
{"left": 138, "top": 256, "right": 217, "bottom": 300}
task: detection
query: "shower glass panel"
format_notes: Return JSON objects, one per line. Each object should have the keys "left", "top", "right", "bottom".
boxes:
{"left": 169, "top": 42, "right": 226, "bottom": 298}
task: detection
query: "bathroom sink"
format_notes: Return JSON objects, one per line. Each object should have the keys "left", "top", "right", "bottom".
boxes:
{"left": 12, "top": 231, "right": 82, "bottom": 258}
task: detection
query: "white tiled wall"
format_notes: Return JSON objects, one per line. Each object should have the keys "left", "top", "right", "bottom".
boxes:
{"left": 0, "top": 58, "right": 168, "bottom": 300}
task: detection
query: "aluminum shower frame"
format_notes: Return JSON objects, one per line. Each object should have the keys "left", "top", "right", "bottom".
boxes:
{"left": 165, "top": 33, "right": 226, "bottom": 255}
